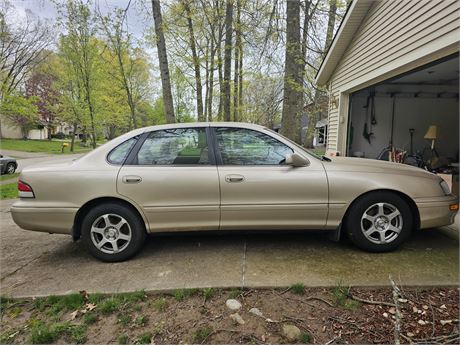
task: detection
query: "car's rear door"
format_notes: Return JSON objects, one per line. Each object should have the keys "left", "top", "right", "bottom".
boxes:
{"left": 212, "top": 126, "right": 328, "bottom": 230}
{"left": 117, "top": 125, "right": 220, "bottom": 232}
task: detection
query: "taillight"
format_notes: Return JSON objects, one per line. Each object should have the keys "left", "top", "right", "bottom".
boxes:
{"left": 18, "top": 180, "right": 35, "bottom": 198}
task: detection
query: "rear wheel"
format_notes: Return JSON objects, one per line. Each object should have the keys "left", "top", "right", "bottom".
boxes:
{"left": 345, "top": 192, "right": 413, "bottom": 252}
{"left": 81, "top": 203, "right": 146, "bottom": 262}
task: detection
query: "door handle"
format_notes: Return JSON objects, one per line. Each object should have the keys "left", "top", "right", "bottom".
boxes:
{"left": 225, "top": 174, "right": 245, "bottom": 183}
{"left": 122, "top": 175, "right": 142, "bottom": 184}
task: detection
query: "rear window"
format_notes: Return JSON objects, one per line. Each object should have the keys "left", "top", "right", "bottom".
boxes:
{"left": 107, "top": 136, "right": 138, "bottom": 165}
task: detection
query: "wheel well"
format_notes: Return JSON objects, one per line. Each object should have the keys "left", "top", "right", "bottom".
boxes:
{"left": 72, "top": 197, "right": 147, "bottom": 240}
{"left": 341, "top": 189, "right": 420, "bottom": 231}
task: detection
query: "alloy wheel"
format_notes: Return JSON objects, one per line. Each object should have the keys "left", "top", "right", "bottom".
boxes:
{"left": 360, "top": 202, "right": 403, "bottom": 244}
{"left": 90, "top": 214, "right": 132, "bottom": 254}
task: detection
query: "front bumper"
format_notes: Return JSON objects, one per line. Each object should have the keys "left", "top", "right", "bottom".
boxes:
{"left": 416, "top": 194, "right": 458, "bottom": 229}
{"left": 11, "top": 205, "right": 77, "bottom": 235}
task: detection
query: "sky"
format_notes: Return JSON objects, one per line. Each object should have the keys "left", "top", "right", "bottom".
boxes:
{"left": 8, "top": 0, "right": 152, "bottom": 41}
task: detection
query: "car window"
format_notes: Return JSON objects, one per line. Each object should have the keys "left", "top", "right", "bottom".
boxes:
{"left": 136, "top": 128, "right": 209, "bottom": 165}
{"left": 107, "top": 136, "right": 138, "bottom": 165}
{"left": 215, "top": 127, "right": 292, "bottom": 165}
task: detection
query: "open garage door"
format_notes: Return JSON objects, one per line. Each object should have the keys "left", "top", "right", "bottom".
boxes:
{"left": 347, "top": 54, "right": 459, "bottom": 176}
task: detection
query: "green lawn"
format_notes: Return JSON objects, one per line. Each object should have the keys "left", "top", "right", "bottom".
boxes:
{"left": 0, "top": 172, "right": 20, "bottom": 181}
{"left": 0, "top": 139, "right": 95, "bottom": 154}
{"left": 0, "top": 183, "right": 18, "bottom": 199}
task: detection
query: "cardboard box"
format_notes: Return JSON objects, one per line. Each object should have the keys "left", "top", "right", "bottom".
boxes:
{"left": 437, "top": 173, "right": 459, "bottom": 196}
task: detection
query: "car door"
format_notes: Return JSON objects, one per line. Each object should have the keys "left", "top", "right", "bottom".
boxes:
{"left": 213, "top": 127, "right": 329, "bottom": 230}
{"left": 117, "top": 126, "right": 220, "bottom": 232}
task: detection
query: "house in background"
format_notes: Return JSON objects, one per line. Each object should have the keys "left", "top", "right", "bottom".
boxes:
{"left": 315, "top": 0, "right": 459, "bottom": 162}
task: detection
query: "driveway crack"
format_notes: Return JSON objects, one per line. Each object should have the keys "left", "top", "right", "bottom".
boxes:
{"left": 241, "top": 239, "right": 247, "bottom": 288}
{"left": 0, "top": 254, "right": 44, "bottom": 282}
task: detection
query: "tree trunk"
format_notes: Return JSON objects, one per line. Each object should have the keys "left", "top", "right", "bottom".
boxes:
{"left": 70, "top": 122, "right": 77, "bottom": 152}
{"left": 204, "top": 39, "right": 210, "bottom": 122}
{"left": 151, "top": 0, "right": 176, "bottom": 123}
{"left": 325, "top": 0, "right": 338, "bottom": 55}
{"left": 233, "top": 0, "right": 242, "bottom": 122}
{"left": 280, "top": 0, "right": 302, "bottom": 143}
{"left": 183, "top": 0, "right": 204, "bottom": 121}
{"left": 208, "top": 37, "right": 216, "bottom": 121}
{"left": 223, "top": 0, "right": 233, "bottom": 122}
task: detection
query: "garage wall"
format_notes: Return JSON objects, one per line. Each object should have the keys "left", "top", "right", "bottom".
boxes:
{"left": 326, "top": 0, "right": 460, "bottom": 153}
{"left": 349, "top": 95, "right": 459, "bottom": 160}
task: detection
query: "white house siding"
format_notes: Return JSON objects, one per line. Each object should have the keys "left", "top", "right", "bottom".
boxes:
{"left": 326, "top": 0, "right": 460, "bottom": 153}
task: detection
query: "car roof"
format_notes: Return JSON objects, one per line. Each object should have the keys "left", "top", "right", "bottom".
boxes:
{"left": 141, "top": 122, "right": 268, "bottom": 132}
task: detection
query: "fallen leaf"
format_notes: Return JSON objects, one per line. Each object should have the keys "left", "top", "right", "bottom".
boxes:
{"left": 440, "top": 320, "right": 453, "bottom": 326}
{"left": 418, "top": 320, "right": 427, "bottom": 325}
{"left": 383, "top": 312, "right": 389, "bottom": 318}
{"left": 398, "top": 298, "right": 408, "bottom": 303}
{"left": 422, "top": 305, "right": 429, "bottom": 310}
{"left": 440, "top": 304, "right": 447, "bottom": 309}
{"left": 70, "top": 310, "right": 79, "bottom": 320}
{"left": 406, "top": 332, "right": 414, "bottom": 337}
{"left": 388, "top": 307, "right": 396, "bottom": 315}
{"left": 86, "top": 303, "right": 96, "bottom": 311}
{"left": 412, "top": 307, "right": 419, "bottom": 313}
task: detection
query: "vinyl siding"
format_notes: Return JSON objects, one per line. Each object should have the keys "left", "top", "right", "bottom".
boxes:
{"left": 326, "top": 0, "right": 460, "bottom": 153}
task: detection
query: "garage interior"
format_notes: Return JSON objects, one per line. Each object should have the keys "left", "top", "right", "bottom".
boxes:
{"left": 347, "top": 53, "right": 459, "bottom": 176}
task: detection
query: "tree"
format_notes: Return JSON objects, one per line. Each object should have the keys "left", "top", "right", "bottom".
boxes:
{"left": 222, "top": 0, "right": 233, "bottom": 121}
{"left": 151, "top": 0, "right": 176, "bottom": 123}
{"left": 280, "top": 0, "right": 302, "bottom": 143}
{"left": 57, "top": 0, "right": 100, "bottom": 149}
{"left": 233, "top": 0, "right": 242, "bottom": 122}
{"left": 183, "top": 0, "right": 204, "bottom": 121}
{"left": 0, "top": 93, "right": 39, "bottom": 138}
{"left": 25, "top": 71, "right": 59, "bottom": 140}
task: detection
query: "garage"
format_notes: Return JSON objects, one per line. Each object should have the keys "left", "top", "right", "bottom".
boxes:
{"left": 347, "top": 53, "right": 459, "bottom": 172}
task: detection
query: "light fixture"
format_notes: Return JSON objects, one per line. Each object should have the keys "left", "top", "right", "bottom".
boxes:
{"left": 424, "top": 125, "right": 438, "bottom": 150}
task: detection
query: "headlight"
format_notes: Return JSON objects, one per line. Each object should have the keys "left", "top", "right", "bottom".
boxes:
{"left": 440, "top": 180, "right": 451, "bottom": 195}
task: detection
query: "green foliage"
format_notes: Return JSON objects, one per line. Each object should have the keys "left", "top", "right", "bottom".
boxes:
{"left": 151, "top": 298, "right": 167, "bottom": 312}
{"left": 0, "top": 183, "right": 17, "bottom": 200}
{"left": 332, "top": 283, "right": 360, "bottom": 310}
{"left": 202, "top": 288, "right": 215, "bottom": 301}
{"left": 0, "top": 139, "right": 92, "bottom": 154}
{"left": 136, "top": 332, "right": 152, "bottom": 345}
{"left": 290, "top": 283, "right": 306, "bottom": 295}
{"left": 299, "top": 331, "right": 312, "bottom": 343}
{"left": 29, "top": 319, "right": 87, "bottom": 344}
{"left": 83, "top": 312, "right": 97, "bottom": 325}
{"left": 228, "top": 288, "right": 242, "bottom": 299}
{"left": 0, "top": 172, "right": 20, "bottom": 181}
{"left": 192, "top": 326, "right": 213, "bottom": 343}
{"left": 99, "top": 298, "right": 120, "bottom": 314}
{"left": 117, "top": 334, "right": 128, "bottom": 345}
{"left": 117, "top": 314, "right": 131, "bottom": 326}
{"left": 1, "top": 93, "right": 39, "bottom": 137}
{"left": 87, "top": 293, "right": 105, "bottom": 304}
{"left": 135, "top": 315, "right": 147, "bottom": 327}
{"left": 172, "top": 288, "right": 198, "bottom": 301}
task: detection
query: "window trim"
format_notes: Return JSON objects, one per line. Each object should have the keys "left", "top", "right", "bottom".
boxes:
{"left": 212, "top": 127, "right": 294, "bottom": 167}
{"left": 124, "top": 126, "right": 216, "bottom": 167}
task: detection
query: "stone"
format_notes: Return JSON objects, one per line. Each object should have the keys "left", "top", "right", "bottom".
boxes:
{"left": 230, "top": 313, "right": 245, "bottom": 325}
{"left": 226, "top": 299, "right": 242, "bottom": 310}
{"left": 282, "top": 324, "right": 301, "bottom": 341}
{"left": 249, "top": 307, "right": 263, "bottom": 317}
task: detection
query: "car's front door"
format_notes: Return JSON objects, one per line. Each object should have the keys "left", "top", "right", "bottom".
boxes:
{"left": 117, "top": 126, "right": 220, "bottom": 232}
{"left": 213, "top": 127, "right": 328, "bottom": 230}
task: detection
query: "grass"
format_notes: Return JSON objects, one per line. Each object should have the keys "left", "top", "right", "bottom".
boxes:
{"left": 0, "top": 138, "right": 99, "bottom": 154}
{"left": 99, "top": 298, "right": 120, "bottom": 314}
{"left": 172, "top": 288, "right": 198, "bottom": 301}
{"left": 137, "top": 332, "right": 152, "bottom": 345}
{"left": 228, "top": 288, "right": 242, "bottom": 299}
{"left": 29, "top": 320, "right": 87, "bottom": 344}
{"left": 290, "top": 283, "right": 306, "bottom": 295}
{"left": 83, "top": 312, "right": 97, "bottom": 325}
{"left": 151, "top": 298, "right": 167, "bottom": 312}
{"left": 117, "top": 334, "right": 128, "bottom": 345}
{"left": 332, "top": 283, "right": 360, "bottom": 310}
{"left": 192, "top": 326, "right": 213, "bottom": 343}
{"left": 117, "top": 314, "right": 131, "bottom": 326}
{"left": 135, "top": 315, "right": 147, "bottom": 327}
{"left": 202, "top": 288, "right": 215, "bottom": 301}
{"left": 299, "top": 331, "right": 312, "bottom": 343}
{"left": 0, "top": 183, "right": 17, "bottom": 199}
{"left": 0, "top": 172, "right": 20, "bottom": 181}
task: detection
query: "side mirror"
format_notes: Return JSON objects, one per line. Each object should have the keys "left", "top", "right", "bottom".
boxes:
{"left": 285, "top": 153, "right": 308, "bottom": 167}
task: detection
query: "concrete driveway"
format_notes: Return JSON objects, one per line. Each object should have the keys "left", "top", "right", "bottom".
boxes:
{"left": 1, "top": 149, "right": 85, "bottom": 173}
{"left": 1, "top": 199, "right": 458, "bottom": 298}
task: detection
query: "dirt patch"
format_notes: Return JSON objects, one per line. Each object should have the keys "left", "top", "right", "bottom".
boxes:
{"left": 1, "top": 286, "right": 458, "bottom": 344}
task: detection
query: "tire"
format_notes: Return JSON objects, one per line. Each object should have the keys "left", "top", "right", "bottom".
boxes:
{"left": 6, "top": 163, "right": 16, "bottom": 174}
{"left": 345, "top": 191, "right": 413, "bottom": 252}
{"left": 81, "top": 203, "right": 146, "bottom": 262}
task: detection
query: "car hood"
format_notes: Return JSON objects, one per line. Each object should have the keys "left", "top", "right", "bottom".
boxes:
{"left": 323, "top": 156, "right": 439, "bottom": 180}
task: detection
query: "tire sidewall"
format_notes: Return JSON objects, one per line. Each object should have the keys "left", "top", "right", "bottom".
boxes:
{"left": 81, "top": 203, "right": 146, "bottom": 262}
{"left": 6, "top": 163, "right": 15, "bottom": 174}
{"left": 346, "top": 192, "right": 413, "bottom": 252}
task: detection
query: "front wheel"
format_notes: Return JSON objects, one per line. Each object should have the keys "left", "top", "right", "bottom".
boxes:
{"left": 345, "top": 192, "right": 413, "bottom": 252}
{"left": 81, "top": 203, "right": 146, "bottom": 262}
{"left": 6, "top": 163, "right": 16, "bottom": 174}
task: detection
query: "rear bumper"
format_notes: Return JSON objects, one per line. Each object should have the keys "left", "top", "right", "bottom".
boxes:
{"left": 416, "top": 195, "right": 458, "bottom": 229}
{"left": 10, "top": 205, "right": 77, "bottom": 235}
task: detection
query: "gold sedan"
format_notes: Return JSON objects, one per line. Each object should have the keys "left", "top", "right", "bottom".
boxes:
{"left": 11, "top": 123, "right": 458, "bottom": 261}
